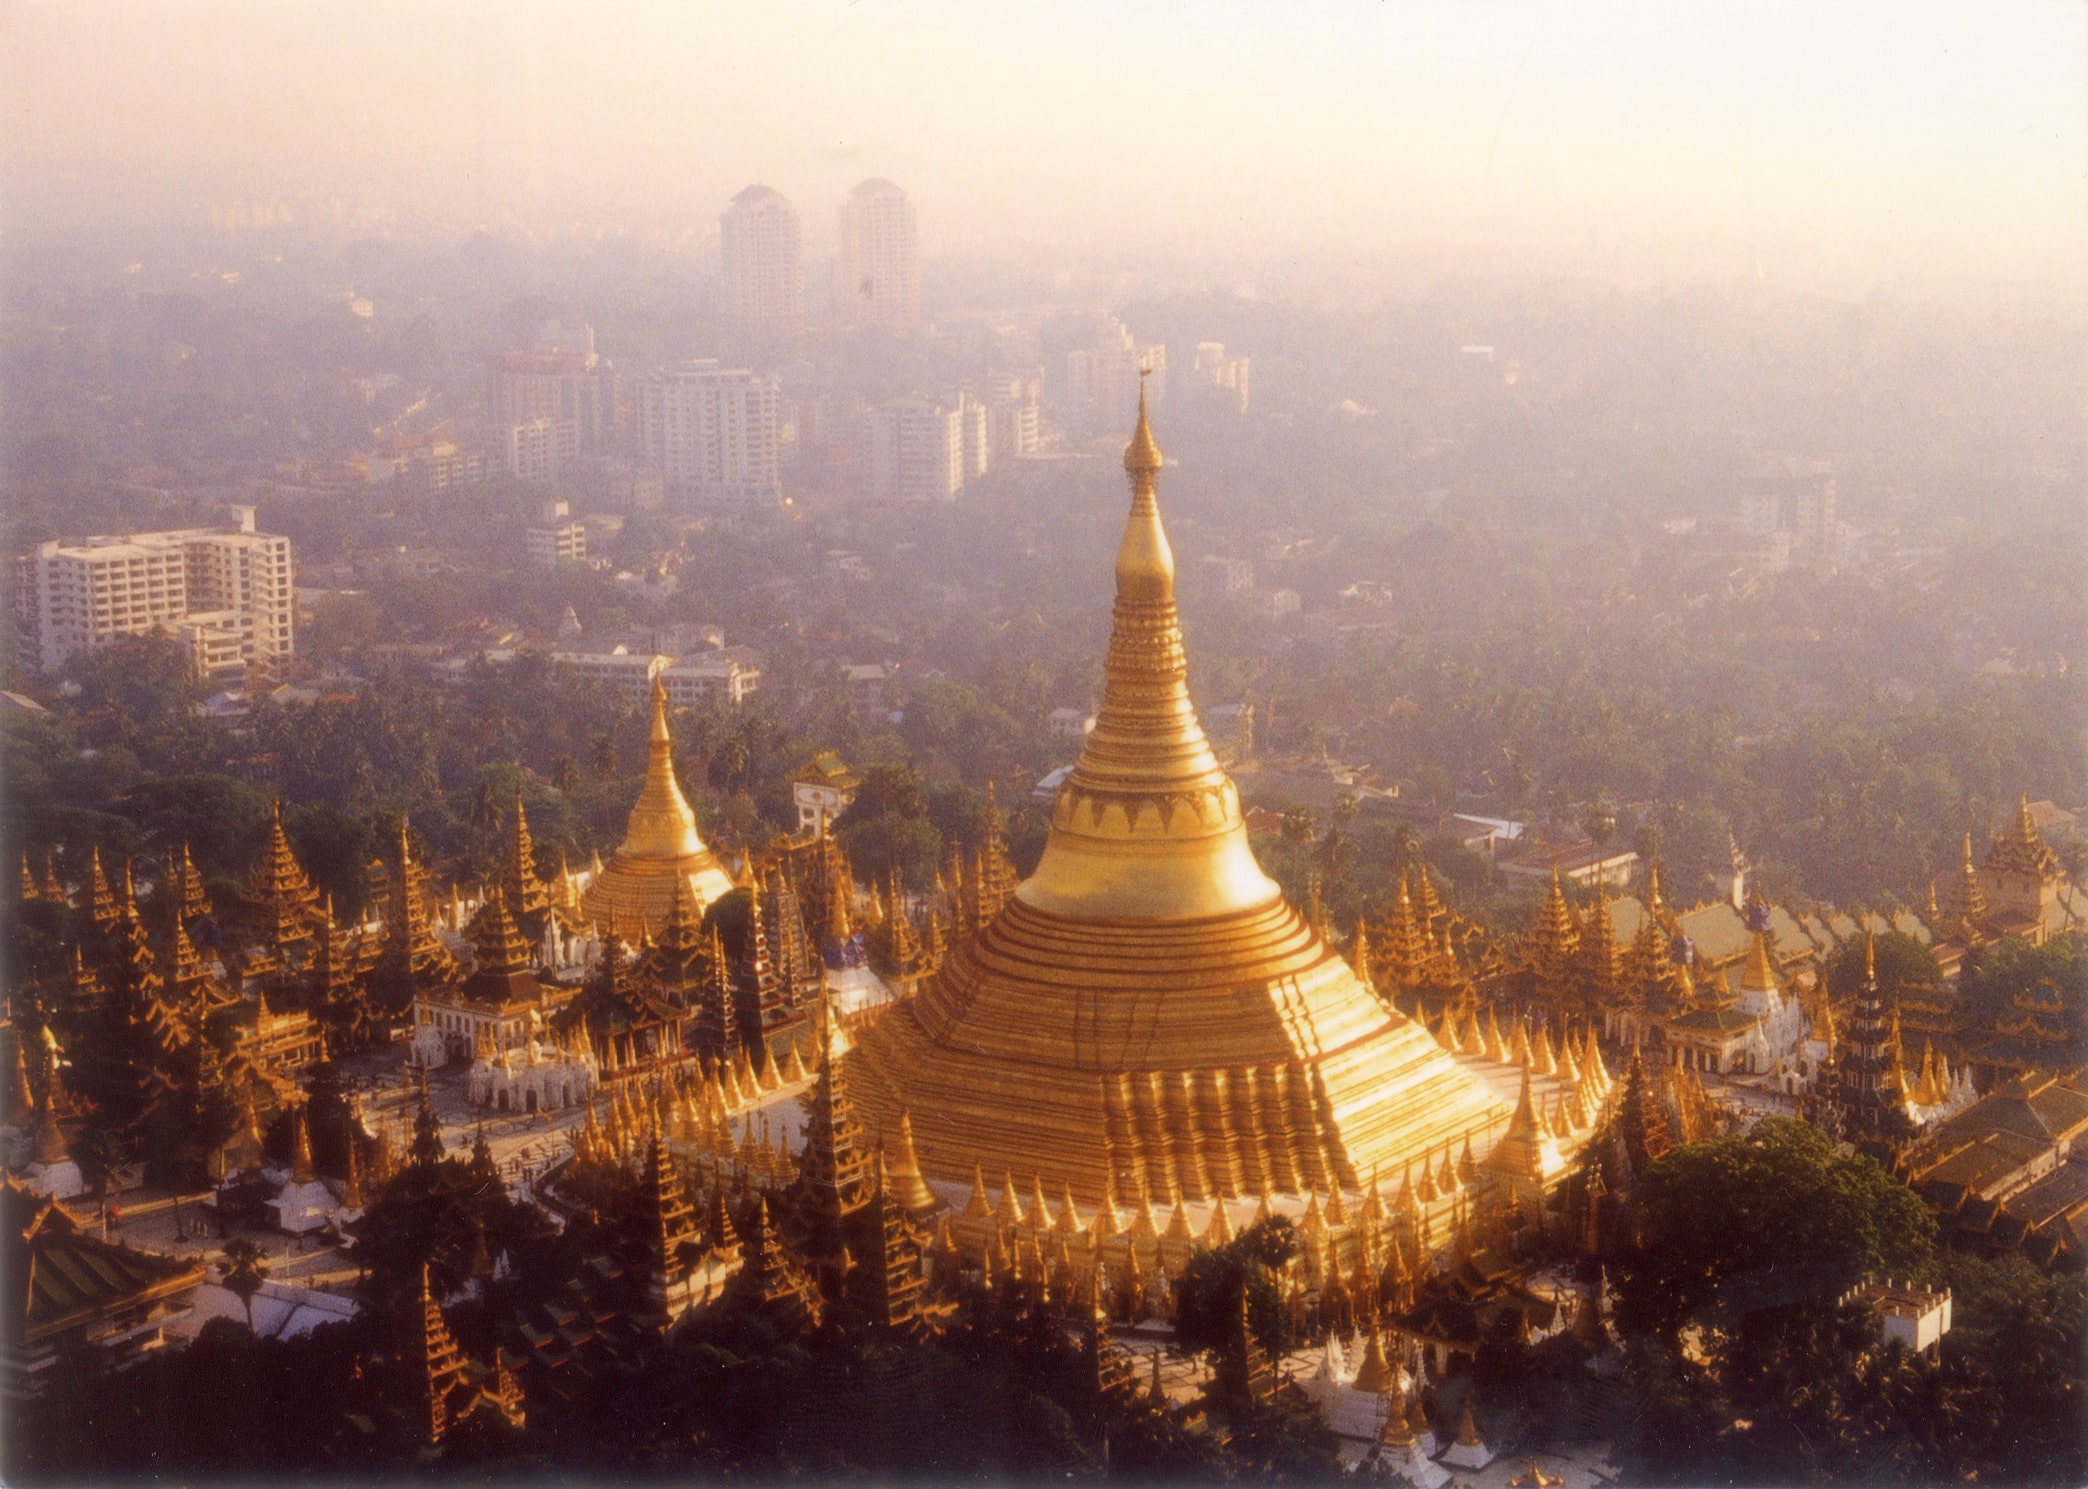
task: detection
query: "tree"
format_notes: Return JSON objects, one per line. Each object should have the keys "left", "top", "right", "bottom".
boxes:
{"left": 1614, "top": 1119, "right": 1935, "bottom": 1344}
{"left": 591, "top": 732, "right": 621, "bottom": 781}
{"left": 1171, "top": 1215, "right": 1299, "bottom": 1364}
{"left": 219, "top": 1237, "right": 270, "bottom": 1330}
{"left": 551, "top": 753, "right": 583, "bottom": 796}
{"left": 1957, "top": 933, "right": 2085, "bottom": 1031}
{"left": 1822, "top": 931, "right": 1942, "bottom": 1005}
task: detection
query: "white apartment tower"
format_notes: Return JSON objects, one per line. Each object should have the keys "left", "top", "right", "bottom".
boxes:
{"left": 720, "top": 186, "right": 805, "bottom": 340}
{"left": 638, "top": 361, "right": 784, "bottom": 507}
{"left": 1066, "top": 317, "right": 1166, "bottom": 435}
{"left": 15, "top": 508, "right": 294, "bottom": 680}
{"left": 837, "top": 179, "right": 921, "bottom": 333}
{"left": 868, "top": 399, "right": 964, "bottom": 503}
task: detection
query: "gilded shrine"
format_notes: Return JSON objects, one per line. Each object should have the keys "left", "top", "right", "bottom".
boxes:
{"left": 849, "top": 392, "right": 1510, "bottom": 1205}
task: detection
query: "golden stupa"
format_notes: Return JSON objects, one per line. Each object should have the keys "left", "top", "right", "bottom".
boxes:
{"left": 849, "top": 387, "right": 1508, "bottom": 1205}
{"left": 580, "top": 675, "right": 737, "bottom": 935}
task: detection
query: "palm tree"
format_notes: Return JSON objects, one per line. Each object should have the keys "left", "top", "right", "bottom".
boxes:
{"left": 551, "top": 754, "right": 583, "bottom": 796}
{"left": 591, "top": 733, "right": 621, "bottom": 781}
{"left": 219, "top": 1237, "right": 270, "bottom": 1331}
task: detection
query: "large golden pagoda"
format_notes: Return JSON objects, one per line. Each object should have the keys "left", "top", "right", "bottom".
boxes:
{"left": 849, "top": 389, "right": 1508, "bottom": 1205}
{"left": 580, "top": 677, "right": 736, "bottom": 935}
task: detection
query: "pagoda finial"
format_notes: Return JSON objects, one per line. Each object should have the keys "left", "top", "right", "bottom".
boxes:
{"left": 1124, "top": 370, "right": 1163, "bottom": 480}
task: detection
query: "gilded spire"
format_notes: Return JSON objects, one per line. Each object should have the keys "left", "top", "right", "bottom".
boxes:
{"left": 1018, "top": 389, "right": 1276, "bottom": 919}
{"left": 1741, "top": 929, "right": 1779, "bottom": 994}
{"left": 883, "top": 1110, "right": 939, "bottom": 1216}
{"left": 622, "top": 677, "right": 706, "bottom": 859}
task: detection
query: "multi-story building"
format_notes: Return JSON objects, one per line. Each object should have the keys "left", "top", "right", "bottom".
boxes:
{"left": 958, "top": 395, "right": 990, "bottom": 485}
{"left": 721, "top": 185, "right": 805, "bottom": 340}
{"left": 1192, "top": 341, "right": 1252, "bottom": 413}
{"left": 658, "top": 653, "right": 761, "bottom": 709}
{"left": 973, "top": 372, "right": 1042, "bottom": 462}
{"left": 484, "top": 324, "right": 619, "bottom": 454}
{"left": 550, "top": 646, "right": 760, "bottom": 709}
{"left": 501, "top": 417, "right": 580, "bottom": 485}
{"left": 1066, "top": 317, "right": 1165, "bottom": 435}
{"left": 525, "top": 521, "right": 587, "bottom": 567}
{"left": 868, "top": 398, "right": 964, "bottom": 502}
{"left": 836, "top": 178, "right": 920, "bottom": 333}
{"left": 15, "top": 508, "right": 294, "bottom": 679}
{"left": 638, "top": 361, "right": 783, "bottom": 507}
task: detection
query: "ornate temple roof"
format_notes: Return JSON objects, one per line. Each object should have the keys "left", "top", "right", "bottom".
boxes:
{"left": 4, "top": 1179, "right": 205, "bottom": 1351}
{"left": 1985, "top": 794, "right": 2065, "bottom": 881}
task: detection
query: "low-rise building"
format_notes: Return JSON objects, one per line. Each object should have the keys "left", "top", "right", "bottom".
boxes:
{"left": 1048, "top": 707, "right": 1095, "bottom": 740}
{"left": 792, "top": 751, "right": 862, "bottom": 836}
{"left": 525, "top": 521, "right": 588, "bottom": 567}
{"left": 658, "top": 653, "right": 760, "bottom": 709}
{"left": 1842, "top": 1280, "right": 1952, "bottom": 1353}
{"left": 1899, "top": 1071, "right": 2088, "bottom": 1268}
{"left": 3, "top": 1179, "right": 205, "bottom": 1396}
{"left": 1500, "top": 843, "right": 1640, "bottom": 891}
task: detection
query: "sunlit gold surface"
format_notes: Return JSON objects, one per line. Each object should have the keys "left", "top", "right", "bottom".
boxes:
{"left": 849, "top": 393, "right": 1507, "bottom": 1203}
{"left": 1019, "top": 384, "right": 1276, "bottom": 921}
{"left": 581, "top": 677, "right": 736, "bottom": 934}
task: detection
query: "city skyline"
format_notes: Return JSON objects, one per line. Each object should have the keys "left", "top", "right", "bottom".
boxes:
{"left": 3, "top": 1, "right": 2083, "bottom": 293}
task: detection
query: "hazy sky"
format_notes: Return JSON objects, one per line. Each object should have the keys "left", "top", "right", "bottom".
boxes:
{"left": 4, "top": 0, "right": 2083, "bottom": 284}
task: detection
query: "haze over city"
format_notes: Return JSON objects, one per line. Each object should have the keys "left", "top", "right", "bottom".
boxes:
{"left": 1, "top": 4, "right": 2085, "bottom": 1486}
{"left": 7, "top": 1, "right": 2085, "bottom": 290}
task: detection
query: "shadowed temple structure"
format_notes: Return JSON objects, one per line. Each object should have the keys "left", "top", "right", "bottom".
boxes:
{"left": 849, "top": 389, "right": 1509, "bottom": 1204}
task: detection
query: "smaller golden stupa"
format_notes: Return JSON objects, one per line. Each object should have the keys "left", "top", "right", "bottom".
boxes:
{"left": 581, "top": 676, "right": 736, "bottom": 935}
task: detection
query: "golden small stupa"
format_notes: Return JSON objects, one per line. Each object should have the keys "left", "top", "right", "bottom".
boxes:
{"left": 580, "top": 675, "right": 736, "bottom": 935}
{"left": 849, "top": 386, "right": 1507, "bottom": 1205}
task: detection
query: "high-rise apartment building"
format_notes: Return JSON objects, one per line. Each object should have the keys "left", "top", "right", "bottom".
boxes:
{"left": 837, "top": 179, "right": 921, "bottom": 333}
{"left": 638, "top": 361, "right": 783, "bottom": 507}
{"left": 1066, "top": 317, "right": 1165, "bottom": 435}
{"left": 868, "top": 399, "right": 964, "bottom": 503}
{"left": 485, "top": 323, "right": 619, "bottom": 452}
{"left": 973, "top": 373, "right": 1043, "bottom": 463}
{"left": 1192, "top": 341, "right": 1252, "bottom": 413}
{"left": 15, "top": 508, "right": 294, "bottom": 680}
{"left": 720, "top": 186, "right": 805, "bottom": 340}
{"left": 500, "top": 417, "right": 580, "bottom": 485}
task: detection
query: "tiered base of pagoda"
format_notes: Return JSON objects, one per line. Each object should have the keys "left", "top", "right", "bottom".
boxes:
{"left": 580, "top": 853, "right": 736, "bottom": 939}
{"left": 847, "top": 894, "right": 1510, "bottom": 1207}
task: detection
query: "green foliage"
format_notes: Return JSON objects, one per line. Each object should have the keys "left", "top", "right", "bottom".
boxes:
{"left": 1171, "top": 1215, "right": 1300, "bottom": 1363}
{"left": 1958, "top": 933, "right": 2088, "bottom": 1027}
{"left": 355, "top": 1151, "right": 552, "bottom": 1318}
{"left": 836, "top": 761, "right": 945, "bottom": 885}
{"left": 217, "top": 1237, "right": 270, "bottom": 1328}
{"left": 1822, "top": 930, "right": 1943, "bottom": 1004}
{"left": 1616, "top": 1242, "right": 2087, "bottom": 1487}
{"left": 1615, "top": 1119, "right": 1936, "bottom": 1342}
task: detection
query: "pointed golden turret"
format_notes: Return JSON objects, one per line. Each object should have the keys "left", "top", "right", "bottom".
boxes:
{"left": 1016, "top": 380, "right": 1271, "bottom": 920}
{"left": 1352, "top": 1325, "right": 1395, "bottom": 1395}
{"left": 581, "top": 676, "right": 735, "bottom": 931}
{"left": 844, "top": 393, "right": 1507, "bottom": 1203}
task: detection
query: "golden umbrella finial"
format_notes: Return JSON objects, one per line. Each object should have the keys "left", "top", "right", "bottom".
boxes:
{"left": 1124, "top": 369, "right": 1163, "bottom": 479}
